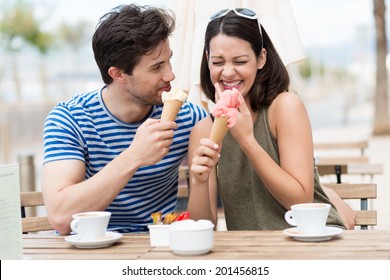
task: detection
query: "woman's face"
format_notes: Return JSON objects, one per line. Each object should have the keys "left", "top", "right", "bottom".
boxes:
{"left": 207, "top": 34, "right": 265, "bottom": 97}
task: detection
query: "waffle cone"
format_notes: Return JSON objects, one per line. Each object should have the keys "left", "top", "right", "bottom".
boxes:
{"left": 209, "top": 116, "right": 229, "bottom": 145}
{"left": 161, "top": 100, "right": 184, "bottom": 121}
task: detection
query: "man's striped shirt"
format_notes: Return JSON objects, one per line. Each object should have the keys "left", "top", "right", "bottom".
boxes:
{"left": 43, "top": 87, "right": 207, "bottom": 232}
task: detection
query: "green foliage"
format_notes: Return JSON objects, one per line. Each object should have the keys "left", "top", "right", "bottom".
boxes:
{"left": 0, "top": 0, "right": 54, "bottom": 53}
{"left": 298, "top": 58, "right": 312, "bottom": 80}
{"left": 58, "top": 21, "right": 92, "bottom": 52}
{"left": 25, "top": 27, "right": 54, "bottom": 54}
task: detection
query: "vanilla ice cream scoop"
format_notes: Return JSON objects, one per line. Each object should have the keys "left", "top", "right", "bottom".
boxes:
{"left": 161, "top": 88, "right": 188, "bottom": 121}
{"left": 162, "top": 87, "right": 188, "bottom": 103}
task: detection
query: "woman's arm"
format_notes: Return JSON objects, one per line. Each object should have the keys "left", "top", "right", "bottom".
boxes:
{"left": 322, "top": 186, "right": 356, "bottom": 229}
{"left": 186, "top": 117, "right": 219, "bottom": 225}
{"left": 230, "top": 92, "right": 315, "bottom": 210}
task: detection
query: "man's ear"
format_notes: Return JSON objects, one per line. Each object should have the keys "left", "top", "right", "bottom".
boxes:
{"left": 108, "top": 67, "right": 126, "bottom": 82}
{"left": 257, "top": 48, "right": 267, "bottom": 70}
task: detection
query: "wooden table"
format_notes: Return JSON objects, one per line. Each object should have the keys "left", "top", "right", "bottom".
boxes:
{"left": 23, "top": 230, "right": 390, "bottom": 260}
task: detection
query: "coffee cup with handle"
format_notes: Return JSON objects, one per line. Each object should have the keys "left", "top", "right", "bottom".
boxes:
{"left": 70, "top": 211, "right": 111, "bottom": 241}
{"left": 284, "top": 203, "right": 331, "bottom": 235}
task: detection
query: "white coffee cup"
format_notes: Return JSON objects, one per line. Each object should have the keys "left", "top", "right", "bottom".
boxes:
{"left": 70, "top": 211, "right": 111, "bottom": 241}
{"left": 284, "top": 203, "right": 331, "bottom": 234}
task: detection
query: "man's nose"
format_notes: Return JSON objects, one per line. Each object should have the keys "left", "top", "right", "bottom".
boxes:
{"left": 163, "top": 65, "right": 175, "bottom": 82}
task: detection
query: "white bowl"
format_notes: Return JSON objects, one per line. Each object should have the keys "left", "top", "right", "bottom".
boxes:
{"left": 148, "top": 224, "right": 170, "bottom": 246}
{"left": 169, "top": 219, "right": 214, "bottom": 255}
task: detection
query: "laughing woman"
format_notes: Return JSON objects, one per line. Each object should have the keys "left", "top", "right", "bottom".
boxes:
{"left": 187, "top": 8, "right": 355, "bottom": 230}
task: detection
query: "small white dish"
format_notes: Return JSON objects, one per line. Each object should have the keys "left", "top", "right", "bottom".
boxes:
{"left": 169, "top": 219, "right": 214, "bottom": 255}
{"left": 65, "top": 231, "right": 122, "bottom": 248}
{"left": 283, "top": 226, "right": 343, "bottom": 242}
{"left": 148, "top": 224, "right": 170, "bottom": 246}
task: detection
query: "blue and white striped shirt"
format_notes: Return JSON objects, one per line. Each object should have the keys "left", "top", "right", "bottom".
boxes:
{"left": 43, "top": 87, "right": 207, "bottom": 233}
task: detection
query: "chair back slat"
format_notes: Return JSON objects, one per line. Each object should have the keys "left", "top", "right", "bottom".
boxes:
{"left": 322, "top": 183, "right": 377, "bottom": 199}
{"left": 317, "top": 164, "right": 348, "bottom": 176}
{"left": 314, "top": 140, "right": 368, "bottom": 155}
{"left": 316, "top": 156, "right": 369, "bottom": 165}
{"left": 22, "top": 217, "right": 53, "bottom": 232}
{"left": 21, "top": 191, "right": 45, "bottom": 207}
{"left": 354, "top": 210, "right": 377, "bottom": 226}
{"left": 20, "top": 191, "right": 53, "bottom": 233}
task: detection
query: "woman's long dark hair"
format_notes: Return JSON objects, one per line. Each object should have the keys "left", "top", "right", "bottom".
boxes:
{"left": 200, "top": 11, "right": 290, "bottom": 111}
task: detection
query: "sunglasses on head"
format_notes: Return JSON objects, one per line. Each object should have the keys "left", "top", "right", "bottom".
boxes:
{"left": 209, "top": 8, "right": 257, "bottom": 20}
{"left": 209, "top": 8, "right": 263, "bottom": 48}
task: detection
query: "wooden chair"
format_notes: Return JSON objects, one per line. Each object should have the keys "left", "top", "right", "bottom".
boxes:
{"left": 323, "top": 183, "right": 377, "bottom": 230}
{"left": 317, "top": 162, "right": 383, "bottom": 183}
{"left": 175, "top": 166, "right": 190, "bottom": 210}
{"left": 315, "top": 156, "right": 369, "bottom": 165}
{"left": 177, "top": 165, "right": 190, "bottom": 198}
{"left": 314, "top": 140, "right": 370, "bottom": 173}
{"left": 314, "top": 140, "right": 368, "bottom": 156}
{"left": 20, "top": 191, "right": 53, "bottom": 233}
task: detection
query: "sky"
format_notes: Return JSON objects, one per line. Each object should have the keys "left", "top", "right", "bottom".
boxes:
{"left": 291, "top": 0, "right": 373, "bottom": 47}
{"left": 27, "top": 0, "right": 379, "bottom": 49}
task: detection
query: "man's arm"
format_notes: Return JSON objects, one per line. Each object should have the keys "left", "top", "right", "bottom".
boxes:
{"left": 42, "top": 156, "right": 137, "bottom": 235}
{"left": 42, "top": 119, "right": 177, "bottom": 235}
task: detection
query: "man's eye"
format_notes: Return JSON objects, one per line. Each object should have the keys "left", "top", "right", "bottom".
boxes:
{"left": 153, "top": 64, "right": 163, "bottom": 71}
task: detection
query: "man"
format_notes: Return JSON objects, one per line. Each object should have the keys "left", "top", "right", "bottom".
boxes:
{"left": 42, "top": 4, "right": 207, "bottom": 234}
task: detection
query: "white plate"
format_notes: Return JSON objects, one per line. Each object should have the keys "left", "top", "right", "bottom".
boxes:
{"left": 283, "top": 226, "right": 343, "bottom": 242}
{"left": 65, "top": 232, "right": 123, "bottom": 248}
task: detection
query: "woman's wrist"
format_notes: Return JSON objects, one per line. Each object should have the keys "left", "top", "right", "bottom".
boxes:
{"left": 239, "top": 134, "right": 258, "bottom": 155}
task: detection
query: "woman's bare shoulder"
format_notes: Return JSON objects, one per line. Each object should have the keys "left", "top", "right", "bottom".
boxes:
{"left": 269, "top": 91, "right": 307, "bottom": 117}
{"left": 272, "top": 91, "right": 303, "bottom": 108}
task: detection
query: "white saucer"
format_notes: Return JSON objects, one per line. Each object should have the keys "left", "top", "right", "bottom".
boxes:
{"left": 65, "top": 232, "right": 123, "bottom": 248}
{"left": 283, "top": 226, "right": 343, "bottom": 242}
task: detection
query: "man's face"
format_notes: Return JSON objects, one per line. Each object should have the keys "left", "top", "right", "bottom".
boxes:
{"left": 124, "top": 40, "right": 175, "bottom": 106}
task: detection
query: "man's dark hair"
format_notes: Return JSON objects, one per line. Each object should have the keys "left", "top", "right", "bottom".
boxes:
{"left": 92, "top": 4, "right": 175, "bottom": 84}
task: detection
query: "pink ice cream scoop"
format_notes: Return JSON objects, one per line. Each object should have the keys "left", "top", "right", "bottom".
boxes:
{"left": 209, "top": 89, "right": 242, "bottom": 145}
{"left": 212, "top": 88, "right": 242, "bottom": 128}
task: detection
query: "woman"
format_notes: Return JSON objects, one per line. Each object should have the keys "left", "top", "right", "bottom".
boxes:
{"left": 187, "top": 8, "right": 354, "bottom": 230}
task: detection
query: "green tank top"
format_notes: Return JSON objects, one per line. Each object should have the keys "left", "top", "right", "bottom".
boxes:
{"left": 217, "top": 107, "right": 345, "bottom": 230}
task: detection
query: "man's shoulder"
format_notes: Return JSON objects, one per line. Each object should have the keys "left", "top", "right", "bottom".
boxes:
{"left": 51, "top": 89, "right": 101, "bottom": 115}
{"left": 182, "top": 101, "right": 208, "bottom": 116}
{"left": 62, "top": 89, "right": 100, "bottom": 108}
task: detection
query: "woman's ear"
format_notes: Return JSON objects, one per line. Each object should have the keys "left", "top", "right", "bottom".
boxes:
{"left": 257, "top": 48, "right": 267, "bottom": 70}
{"left": 108, "top": 66, "right": 126, "bottom": 82}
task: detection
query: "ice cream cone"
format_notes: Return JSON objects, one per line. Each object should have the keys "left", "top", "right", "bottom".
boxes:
{"left": 209, "top": 116, "right": 229, "bottom": 145}
{"left": 161, "top": 99, "right": 184, "bottom": 121}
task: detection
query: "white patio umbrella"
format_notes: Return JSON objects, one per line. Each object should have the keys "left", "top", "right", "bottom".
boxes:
{"left": 167, "top": 0, "right": 305, "bottom": 109}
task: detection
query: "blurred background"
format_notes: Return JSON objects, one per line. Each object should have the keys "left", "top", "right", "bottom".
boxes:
{"left": 1, "top": 0, "right": 389, "bottom": 228}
